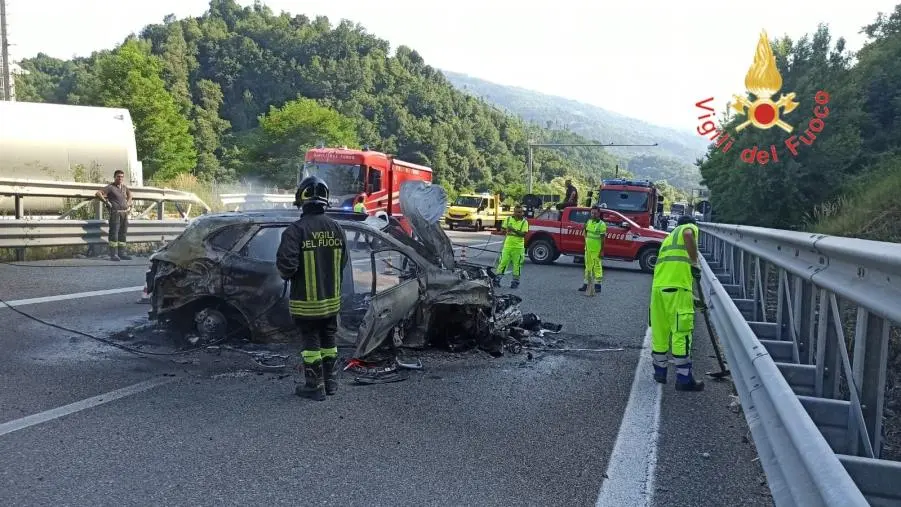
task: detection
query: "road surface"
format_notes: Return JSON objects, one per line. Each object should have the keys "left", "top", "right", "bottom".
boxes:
{"left": 0, "top": 229, "right": 772, "bottom": 506}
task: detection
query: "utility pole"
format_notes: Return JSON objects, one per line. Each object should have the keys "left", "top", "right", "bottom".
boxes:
{"left": 526, "top": 142, "right": 659, "bottom": 193}
{"left": 0, "top": 0, "right": 11, "bottom": 101}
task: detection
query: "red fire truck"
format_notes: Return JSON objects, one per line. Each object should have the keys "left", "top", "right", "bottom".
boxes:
{"left": 596, "top": 178, "right": 665, "bottom": 230}
{"left": 520, "top": 206, "right": 668, "bottom": 273}
{"left": 302, "top": 147, "right": 433, "bottom": 225}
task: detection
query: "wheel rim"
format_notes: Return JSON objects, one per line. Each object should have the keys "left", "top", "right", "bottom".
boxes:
{"left": 646, "top": 251, "right": 658, "bottom": 268}
{"left": 533, "top": 244, "right": 550, "bottom": 261}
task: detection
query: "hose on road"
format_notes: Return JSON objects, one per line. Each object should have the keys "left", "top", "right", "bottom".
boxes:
{"left": 0, "top": 282, "right": 290, "bottom": 361}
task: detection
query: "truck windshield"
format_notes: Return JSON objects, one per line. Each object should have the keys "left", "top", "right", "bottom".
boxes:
{"left": 599, "top": 190, "right": 650, "bottom": 212}
{"left": 454, "top": 196, "right": 485, "bottom": 208}
{"left": 671, "top": 204, "right": 686, "bottom": 215}
{"left": 301, "top": 162, "right": 365, "bottom": 204}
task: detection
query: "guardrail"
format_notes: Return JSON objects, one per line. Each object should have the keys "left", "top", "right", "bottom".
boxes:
{"left": 0, "top": 178, "right": 211, "bottom": 219}
{"left": 219, "top": 193, "right": 294, "bottom": 210}
{"left": 698, "top": 223, "right": 901, "bottom": 506}
{"left": 0, "top": 220, "right": 188, "bottom": 249}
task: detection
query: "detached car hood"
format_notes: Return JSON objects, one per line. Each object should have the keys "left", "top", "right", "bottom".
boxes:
{"left": 399, "top": 181, "right": 457, "bottom": 270}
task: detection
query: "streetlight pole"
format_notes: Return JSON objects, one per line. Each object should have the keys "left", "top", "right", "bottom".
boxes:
{"left": 526, "top": 142, "right": 660, "bottom": 193}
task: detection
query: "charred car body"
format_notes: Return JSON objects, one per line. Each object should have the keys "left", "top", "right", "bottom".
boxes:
{"left": 146, "top": 182, "right": 534, "bottom": 358}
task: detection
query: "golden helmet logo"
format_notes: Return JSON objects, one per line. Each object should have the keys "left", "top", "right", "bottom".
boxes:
{"left": 732, "top": 31, "right": 799, "bottom": 133}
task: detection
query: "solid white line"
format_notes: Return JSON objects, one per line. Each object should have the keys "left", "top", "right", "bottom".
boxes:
{"left": 2, "top": 286, "right": 146, "bottom": 308}
{"left": 596, "top": 327, "right": 662, "bottom": 507}
{"left": 0, "top": 376, "right": 177, "bottom": 438}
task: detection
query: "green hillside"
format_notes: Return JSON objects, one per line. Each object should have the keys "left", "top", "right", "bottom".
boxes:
{"left": 12, "top": 0, "right": 650, "bottom": 202}
{"left": 442, "top": 70, "right": 707, "bottom": 189}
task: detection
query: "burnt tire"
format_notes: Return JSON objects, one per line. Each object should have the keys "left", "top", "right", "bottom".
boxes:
{"left": 528, "top": 238, "right": 557, "bottom": 265}
{"left": 638, "top": 247, "right": 659, "bottom": 273}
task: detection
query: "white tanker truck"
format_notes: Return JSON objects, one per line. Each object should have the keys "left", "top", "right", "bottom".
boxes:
{"left": 0, "top": 101, "right": 143, "bottom": 214}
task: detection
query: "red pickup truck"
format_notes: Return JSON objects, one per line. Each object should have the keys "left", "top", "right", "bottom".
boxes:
{"left": 518, "top": 207, "right": 668, "bottom": 273}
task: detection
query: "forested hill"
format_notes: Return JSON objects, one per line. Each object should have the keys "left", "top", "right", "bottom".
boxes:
{"left": 696, "top": 8, "right": 901, "bottom": 242}
{"left": 443, "top": 70, "right": 707, "bottom": 189}
{"left": 12, "top": 0, "right": 663, "bottom": 200}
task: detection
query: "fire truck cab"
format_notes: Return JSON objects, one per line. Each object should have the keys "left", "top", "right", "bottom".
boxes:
{"left": 596, "top": 178, "right": 666, "bottom": 230}
{"left": 302, "top": 147, "right": 433, "bottom": 228}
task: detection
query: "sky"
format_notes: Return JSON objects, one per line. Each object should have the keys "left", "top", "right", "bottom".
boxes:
{"left": 4, "top": 0, "right": 900, "bottom": 135}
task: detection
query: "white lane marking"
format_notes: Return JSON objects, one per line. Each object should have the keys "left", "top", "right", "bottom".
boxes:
{"left": 595, "top": 327, "right": 662, "bottom": 507}
{"left": 2, "top": 286, "right": 145, "bottom": 308}
{"left": 0, "top": 376, "right": 177, "bottom": 438}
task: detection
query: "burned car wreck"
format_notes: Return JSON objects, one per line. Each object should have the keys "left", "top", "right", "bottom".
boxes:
{"left": 146, "top": 182, "right": 558, "bottom": 361}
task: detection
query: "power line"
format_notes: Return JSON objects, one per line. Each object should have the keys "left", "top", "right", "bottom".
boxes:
{"left": 0, "top": 0, "right": 11, "bottom": 101}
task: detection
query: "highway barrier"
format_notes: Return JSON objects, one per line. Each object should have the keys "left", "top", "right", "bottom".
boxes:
{"left": 698, "top": 223, "right": 901, "bottom": 506}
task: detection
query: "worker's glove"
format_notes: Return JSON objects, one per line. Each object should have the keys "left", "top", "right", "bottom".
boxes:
{"left": 691, "top": 265, "right": 701, "bottom": 281}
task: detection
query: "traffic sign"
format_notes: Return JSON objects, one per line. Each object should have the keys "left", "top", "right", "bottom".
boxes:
{"left": 697, "top": 200, "right": 711, "bottom": 214}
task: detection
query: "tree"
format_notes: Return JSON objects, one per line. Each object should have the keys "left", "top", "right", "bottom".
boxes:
{"left": 248, "top": 98, "right": 358, "bottom": 186}
{"left": 90, "top": 39, "right": 197, "bottom": 180}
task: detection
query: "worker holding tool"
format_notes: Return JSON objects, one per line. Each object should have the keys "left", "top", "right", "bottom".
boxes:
{"left": 494, "top": 205, "right": 529, "bottom": 289}
{"left": 649, "top": 215, "right": 705, "bottom": 391}
{"left": 580, "top": 205, "right": 606, "bottom": 294}
{"left": 276, "top": 176, "right": 349, "bottom": 401}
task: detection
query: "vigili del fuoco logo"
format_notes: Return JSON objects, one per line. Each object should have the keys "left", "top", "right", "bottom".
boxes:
{"left": 695, "top": 30, "right": 830, "bottom": 165}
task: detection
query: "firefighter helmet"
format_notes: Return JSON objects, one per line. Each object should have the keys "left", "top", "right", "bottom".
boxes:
{"left": 294, "top": 175, "right": 329, "bottom": 207}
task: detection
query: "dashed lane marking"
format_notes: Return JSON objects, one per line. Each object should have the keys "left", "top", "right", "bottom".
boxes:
{"left": 0, "top": 376, "right": 177, "bottom": 438}
{"left": 595, "top": 327, "right": 662, "bottom": 506}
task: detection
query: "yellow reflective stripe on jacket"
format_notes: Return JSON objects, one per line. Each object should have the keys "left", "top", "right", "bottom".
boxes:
{"left": 289, "top": 298, "right": 340, "bottom": 317}
{"left": 333, "top": 248, "right": 342, "bottom": 297}
{"left": 303, "top": 250, "right": 316, "bottom": 301}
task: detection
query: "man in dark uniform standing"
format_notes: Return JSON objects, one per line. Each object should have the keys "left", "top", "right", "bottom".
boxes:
{"left": 95, "top": 169, "right": 133, "bottom": 261}
{"left": 556, "top": 178, "right": 579, "bottom": 210}
{"left": 276, "top": 176, "right": 349, "bottom": 401}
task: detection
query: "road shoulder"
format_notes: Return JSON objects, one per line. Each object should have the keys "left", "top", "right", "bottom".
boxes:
{"left": 652, "top": 307, "right": 774, "bottom": 507}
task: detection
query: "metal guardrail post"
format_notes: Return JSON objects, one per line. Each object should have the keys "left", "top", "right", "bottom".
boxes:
{"left": 698, "top": 222, "right": 901, "bottom": 505}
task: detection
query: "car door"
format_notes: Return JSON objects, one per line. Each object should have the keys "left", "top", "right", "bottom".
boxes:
{"left": 354, "top": 248, "right": 422, "bottom": 358}
{"left": 561, "top": 209, "right": 591, "bottom": 254}
{"left": 219, "top": 224, "right": 295, "bottom": 336}
{"left": 600, "top": 211, "right": 631, "bottom": 258}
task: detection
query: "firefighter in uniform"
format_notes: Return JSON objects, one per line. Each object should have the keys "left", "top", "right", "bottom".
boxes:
{"left": 649, "top": 215, "right": 704, "bottom": 391}
{"left": 580, "top": 205, "right": 606, "bottom": 293}
{"left": 276, "top": 176, "right": 349, "bottom": 401}
{"left": 95, "top": 169, "right": 133, "bottom": 261}
{"left": 494, "top": 205, "right": 529, "bottom": 289}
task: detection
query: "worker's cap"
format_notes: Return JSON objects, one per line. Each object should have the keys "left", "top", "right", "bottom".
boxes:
{"left": 677, "top": 215, "right": 697, "bottom": 225}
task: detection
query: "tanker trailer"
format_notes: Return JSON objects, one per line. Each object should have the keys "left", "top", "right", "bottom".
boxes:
{"left": 0, "top": 101, "right": 143, "bottom": 215}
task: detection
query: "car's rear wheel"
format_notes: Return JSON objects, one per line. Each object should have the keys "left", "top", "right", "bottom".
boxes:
{"left": 638, "top": 247, "right": 659, "bottom": 273}
{"left": 528, "top": 239, "right": 557, "bottom": 265}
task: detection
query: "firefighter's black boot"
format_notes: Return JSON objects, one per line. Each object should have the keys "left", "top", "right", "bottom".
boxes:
{"left": 118, "top": 246, "right": 132, "bottom": 261}
{"left": 594, "top": 283, "right": 602, "bottom": 294}
{"left": 295, "top": 360, "right": 326, "bottom": 401}
{"left": 510, "top": 278, "right": 519, "bottom": 289}
{"left": 578, "top": 284, "right": 587, "bottom": 292}
{"left": 109, "top": 252, "right": 120, "bottom": 261}
{"left": 322, "top": 356, "right": 338, "bottom": 395}
{"left": 653, "top": 365, "right": 667, "bottom": 384}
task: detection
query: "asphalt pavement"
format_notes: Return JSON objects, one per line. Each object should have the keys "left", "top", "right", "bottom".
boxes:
{"left": 0, "top": 229, "right": 771, "bottom": 506}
